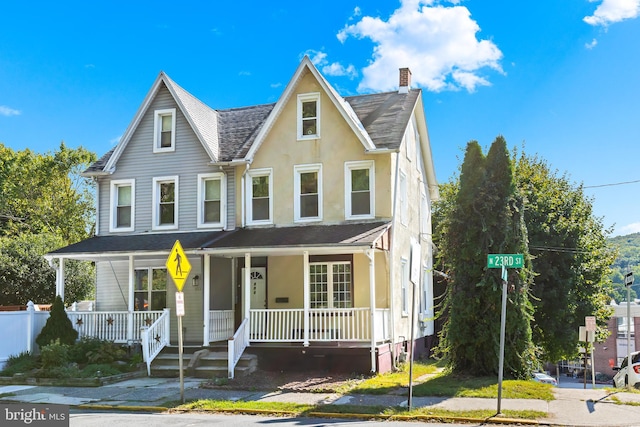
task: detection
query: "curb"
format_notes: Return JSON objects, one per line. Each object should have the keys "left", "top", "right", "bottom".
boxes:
{"left": 77, "top": 404, "right": 169, "bottom": 412}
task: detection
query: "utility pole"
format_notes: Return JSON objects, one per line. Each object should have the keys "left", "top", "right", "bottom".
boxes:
{"left": 625, "top": 271, "right": 634, "bottom": 391}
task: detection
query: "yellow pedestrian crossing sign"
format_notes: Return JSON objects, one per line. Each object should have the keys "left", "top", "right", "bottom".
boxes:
{"left": 166, "top": 240, "right": 191, "bottom": 292}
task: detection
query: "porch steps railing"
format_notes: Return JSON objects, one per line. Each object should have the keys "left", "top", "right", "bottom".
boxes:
{"left": 228, "top": 318, "right": 249, "bottom": 379}
{"left": 141, "top": 309, "right": 171, "bottom": 376}
{"left": 150, "top": 347, "right": 257, "bottom": 378}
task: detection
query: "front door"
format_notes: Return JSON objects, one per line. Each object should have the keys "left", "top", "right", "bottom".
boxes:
{"left": 242, "top": 267, "right": 266, "bottom": 309}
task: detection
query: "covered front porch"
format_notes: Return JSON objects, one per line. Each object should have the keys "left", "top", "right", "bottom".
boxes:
{"left": 48, "top": 222, "right": 393, "bottom": 377}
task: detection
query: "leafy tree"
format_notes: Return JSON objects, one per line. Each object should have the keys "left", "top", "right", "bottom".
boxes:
{"left": 607, "top": 233, "right": 640, "bottom": 302}
{"left": 0, "top": 143, "right": 96, "bottom": 306}
{"left": 0, "top": 233, "right": 94, "bottom": 305}
{"left": 0, "top": 142, "right": 96, "bottom": 241}
{"left": 36, "top": 295, "right": 79, "bottom": 347}
{"left": 437, "top": 137, "right": 535, "bottom": 378}
{"left": 434, "top": 144, "right": 615, "bottom": 366}
{"left": 514, "top": 152, "right": 615, "bottom": 359}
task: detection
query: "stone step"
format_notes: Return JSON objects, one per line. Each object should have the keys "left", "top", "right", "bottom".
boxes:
{"left": 150, "top": 349, "right": 257, "bottom": 378}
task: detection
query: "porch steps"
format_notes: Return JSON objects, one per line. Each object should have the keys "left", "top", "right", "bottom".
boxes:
{"left": 150, "top": 348, "right": 258, "bottom": 378}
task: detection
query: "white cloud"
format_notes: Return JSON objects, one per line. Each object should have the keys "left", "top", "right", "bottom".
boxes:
{"left": 584, "top": 0, "right": 640, "bottom": 26}
{"left": 617, "top": 222, "right": 640, "bottom": 236}
{"left": 337, "top": 0, "right": 503, "bottom": 93}
{"left": 304, "top": 49, "right": 358, "bottom": 79}
{"left": 0, "top": 105, "right": 21, "bottom": 116}
{"left": 585, "top": 38, "right": 598, "bottom": 49}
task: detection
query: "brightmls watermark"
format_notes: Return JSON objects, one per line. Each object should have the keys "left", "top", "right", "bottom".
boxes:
{"left": 2, "top": 404, "right": 68, "bottom": 426}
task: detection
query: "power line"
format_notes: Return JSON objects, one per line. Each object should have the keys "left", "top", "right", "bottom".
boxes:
{"left": 584, "top": 179, "right": 640, "bottom": 189}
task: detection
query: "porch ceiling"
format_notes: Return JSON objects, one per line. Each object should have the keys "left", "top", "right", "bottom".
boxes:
{"left": 47, "top": 221, "right": 391, "bottom": 260}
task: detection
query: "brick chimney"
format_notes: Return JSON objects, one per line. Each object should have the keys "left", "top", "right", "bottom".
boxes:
{"left": 399, "top": 67, "right": 411, "bottom": 93}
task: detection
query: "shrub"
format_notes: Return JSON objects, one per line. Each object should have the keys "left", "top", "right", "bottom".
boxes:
{"left": 68, "top": 337, "right": 105, "bottom": 364}
{"left": 35, "top": 365, "right": 80, "bottom": 379}
{"left": 80, "top": 364, "right": 121, "bottom": 378}
{"left": 35, "top": 295, "right": 78, "bottom": 347}
{"left": 40, "top": 340, "right": 70, "bottom": 369}
{"left": 86, "top": 341, "right": 127, "bottom": 364}
{"left": 0, "top": 351, "right": 39, "bottom": 376}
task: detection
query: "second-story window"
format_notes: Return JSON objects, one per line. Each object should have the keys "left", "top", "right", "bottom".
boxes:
{"left": 345, "top": 160, "right": 375, "bottom": 220}
{"left": 297, "top": 93, "right": 320, "bottom": 140}
{"left": 153, "top": 108, "right": 176, "bottom": 153}
{"left": 197, "top": 173, "right": 226, "bottom": 228}
{"left": 153, "top": 176, "right": 178, "bottom": 230}
{"left": 294, "top": 164, "right": 322, "bottom": 222}
{"left": 246, "top": 169, "right": 273, "bottom": 225}
{"left": 109, "top": 179, "right": 135, "bottom": 232}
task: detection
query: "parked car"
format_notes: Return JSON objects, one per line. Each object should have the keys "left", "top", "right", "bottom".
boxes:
{"left": 613, "top": 351, "right": 640, "bottom": 389}
{"left": 532, "top": 372, "right": 558, "bottom": 386}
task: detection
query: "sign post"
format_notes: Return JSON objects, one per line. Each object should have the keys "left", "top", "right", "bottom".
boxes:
{"left": 166, "top": 240, "right": 191, "bottom": 403}
{"left": 488, "top": 254, "right": 523, "bottom": 415}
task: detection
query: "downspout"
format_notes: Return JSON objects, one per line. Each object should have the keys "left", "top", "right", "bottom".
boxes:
{"left": 127, "top": 255, "right": 135, "bottom": 343}
{"left": 366, "top": 249, "right": 376, "bottom": 372}
{"left": 389, "top": 151, "right": 400, "bottom": 369}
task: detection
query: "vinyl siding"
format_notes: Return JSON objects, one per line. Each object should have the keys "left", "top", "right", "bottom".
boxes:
{"left": 97, "top": 85, "right": 236, "bottom": 235}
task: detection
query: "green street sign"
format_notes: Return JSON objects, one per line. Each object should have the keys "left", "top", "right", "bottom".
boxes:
{"left": 487, "top": 254, "right": 524, "bottom": 269}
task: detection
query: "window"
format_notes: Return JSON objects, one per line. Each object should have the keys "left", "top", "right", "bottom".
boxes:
{"left": 294, "top": 164, "right": 322, "bottom": 222}
{"left": 345, "top": 161, "right": 375, "bottom": 219}
{"left": 109, "top": 179, "right": 135, "bottom": 232}
{"left": 153, "top": 109, "right": 176, "bottom": 152}
{"left": 152, "top": 176, "right": 178, "bottom": 230}
{"left": 134, "top": 268, "right": 167, "bottom": 311}
{"left": 309, "top": 262, "right": 352, "bottom": 309}
{"left": 399, "top": 170, "right": 408, "bottom": 226}
{"left": 197, "top": 173, "right": 226, "bottom": 228}
{"left": 246, "top": 169, "right": 273, "bottom": 225}
{"left": 297, "top": 93, "right": 320, "bottom": 140}
{"left": 401, "top": 257, "right": 409, "bottom": 316}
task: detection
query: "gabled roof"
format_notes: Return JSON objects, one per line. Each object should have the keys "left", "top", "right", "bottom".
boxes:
{"left": 94, "top": 72, "right": 221, "bottom": 174}
{"left": 83, "top": 58, "right": 427, "bottom": 175}
{"left": 244, "top": 56, "right": 376, "bottom": 160}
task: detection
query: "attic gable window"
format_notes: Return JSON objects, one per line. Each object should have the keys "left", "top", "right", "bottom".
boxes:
{"left": 153, "top": 108, "right": 176, "bottom": 153}
{"left": 109, "top": 179, "right": 135, "bottom": 232}
{"left": 297, "top": 93, "right": 320, "bottom": 140}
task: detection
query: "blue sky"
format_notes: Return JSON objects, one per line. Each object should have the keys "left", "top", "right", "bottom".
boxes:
{"left": 1, "top": 0, "right": 639, "bottom": 236}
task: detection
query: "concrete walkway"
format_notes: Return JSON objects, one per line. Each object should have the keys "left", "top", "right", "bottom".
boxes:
{"left": 2, "top": 377, "right": 640, "bottom": 426}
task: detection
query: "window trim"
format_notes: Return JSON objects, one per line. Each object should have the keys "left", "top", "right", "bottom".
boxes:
{"left": 297, "top": 93, "right": 321, "bottom": 140}
{"left": 344, "top": 160, "right": 375, "bottom": 220}
{"left": 309, "top": 260, "right": 353, "bottom": 309}
{"left": 294, "top": 163, "right": 322, "bottom": 223}
{"left": 153, "top": 108, "right": 176, "bottom": 153}
{"left": 109, "top": 179, "right": 135, "bottom": 232}
{"left": 152, "top": 175, "right": 179, "bottom": 230}
{"left": 134, "top": 267, "right": 167, "bottom": 312}
{"left": 197, "top": 172, "right": 226, "bottom": 229}
{"left": 246, "top": 168, "right": 273, "bottom": 226}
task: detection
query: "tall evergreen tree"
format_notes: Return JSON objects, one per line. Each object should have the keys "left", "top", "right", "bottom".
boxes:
{"left": 438, "top": 137, "right": 535, "bottom": 378}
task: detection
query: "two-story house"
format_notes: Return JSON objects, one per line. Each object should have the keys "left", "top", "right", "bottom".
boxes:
{"left": 47, "top": 56, "right": 439, "bottom": 377}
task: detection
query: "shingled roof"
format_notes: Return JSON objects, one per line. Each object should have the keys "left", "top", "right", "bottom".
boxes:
{"left": 83, "top": 64, "right": 421, "bottom": 174}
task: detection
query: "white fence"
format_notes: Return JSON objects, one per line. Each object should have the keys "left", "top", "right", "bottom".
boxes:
{"left": 0, "top": 302, "right": 49, "bottom": 368}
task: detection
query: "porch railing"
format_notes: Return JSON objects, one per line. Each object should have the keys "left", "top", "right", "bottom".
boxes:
{"left": 249, "top": 307, "right": 389, "bottom": 343}
{"left": 67, "top": 310, "right": 165, "bottom": 343}
{"left": 209, "top": 310, "right": 234, "bottom": 342}
{"left": 141, "top": 308, "right": 171, "bottom": 376}
{"left": 228, "top": 317, "right": 248, "bottom": 379}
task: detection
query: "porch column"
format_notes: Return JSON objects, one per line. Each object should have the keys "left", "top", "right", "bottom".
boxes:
{"left": 303, "top": 251, "right": 310, "bottom": 347}
{"left": 203, "top": 253, "right": 211, "bottom": 346}
{"left": 56, "top": 257, "right": 65, "bottom": 301}
{"left": 366, "top": 249, "right": 376, "bottom": 372}
{"left": 244, "top": 253, "right": 251, "bottom": 343}
{"left": 127, "top": 255, "right": 134, "bottom": 342}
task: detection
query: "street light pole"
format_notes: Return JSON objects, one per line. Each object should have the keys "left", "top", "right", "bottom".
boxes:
{"left": 497, "top": 265, "right": 508, "bottom": 415}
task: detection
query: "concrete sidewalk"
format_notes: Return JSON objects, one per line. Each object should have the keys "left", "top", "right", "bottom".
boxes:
{"left": 2, "top": 376, "right": 640, "bottom": 426}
